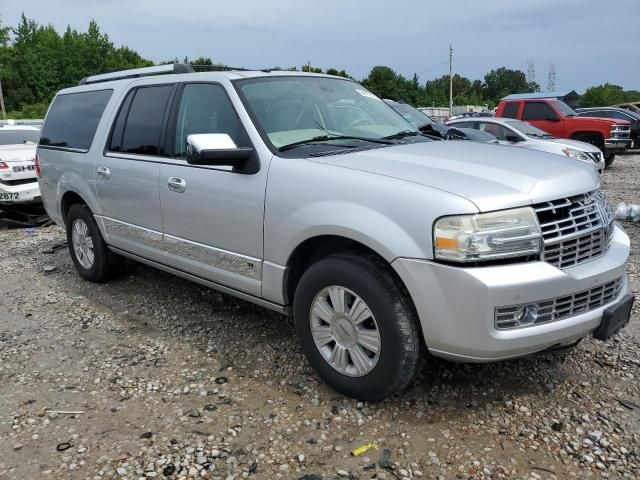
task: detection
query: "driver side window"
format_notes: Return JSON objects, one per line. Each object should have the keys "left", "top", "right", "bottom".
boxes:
{"left": 174, "top": 83, "right": 243, "bottom": 157}
{"left": 522, "top": 102, "right": 556, "bottom": 121}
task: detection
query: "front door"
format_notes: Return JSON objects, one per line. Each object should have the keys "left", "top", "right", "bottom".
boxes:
{"left": 96, "top": 84, "right": 175, "bottom": 262}
{"left": 158, "top": 82, "right": 268, "bottom": 296}
{"left": 522, "top": 101, "right": 563, "bottom": 137}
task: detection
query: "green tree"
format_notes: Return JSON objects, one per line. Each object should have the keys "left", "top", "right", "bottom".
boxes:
{"left": 580, "top": 83, "right": 627, "bottom": 107}
{"left": 483, "top": 67, "right": 536, "bottom": 103}
{"left": 0, "top": 14, "right": 151, "bottom": 113}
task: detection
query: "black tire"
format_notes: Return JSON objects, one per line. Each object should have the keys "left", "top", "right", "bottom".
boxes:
{"left": 293, "top": 253, "right": 422, "bottom": 401}
{"left": 65, "top": 203, "right": 117, "bottom": 282}
{"left": 604, "top": 151, "right": 615, "bottom": 168}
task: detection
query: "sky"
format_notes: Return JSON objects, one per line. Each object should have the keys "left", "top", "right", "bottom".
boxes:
{"left": 2, "top": 0, "right": 639, "bottom": 93}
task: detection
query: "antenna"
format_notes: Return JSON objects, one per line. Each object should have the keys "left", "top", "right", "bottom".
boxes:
{"left": 526, "top": 59, "right": 536, "bottom": 84}
{"left": 547, "top": 63, "right": 556, "bottom": 91}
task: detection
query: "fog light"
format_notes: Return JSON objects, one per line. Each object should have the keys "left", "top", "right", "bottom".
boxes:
{"left": 515, "top": 304, "right": 538, "bottom": 326}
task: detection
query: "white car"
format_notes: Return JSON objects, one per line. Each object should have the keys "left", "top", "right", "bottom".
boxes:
{"left": 0, "top": 125, "right": 42, "bottom": 221}
{"left": 446, "top": 117, "right": 606, "bottom": 172}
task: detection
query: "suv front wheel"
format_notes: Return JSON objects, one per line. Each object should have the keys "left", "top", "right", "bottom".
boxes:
{"left": 293, "top": 253, "right": 422, "bottom": 401}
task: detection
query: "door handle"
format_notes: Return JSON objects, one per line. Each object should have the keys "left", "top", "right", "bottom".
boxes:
{"left": 96, "top": 166, "right": 111, "bottom": 179}
{"left": 168, "top": 177, "right": 187, "bottom": 193}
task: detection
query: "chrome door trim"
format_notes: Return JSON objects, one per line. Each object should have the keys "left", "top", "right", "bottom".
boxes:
{"left": 164, "top": 234, "right": 262, "bottom": 280}
{"left": 98, "top": 215, "right": 164, "bottom": 249}
{"left": 104, "top": 152, "right": 234, "bottom": 172}
{"left": 109, "top": 246, "right": 284, "bottom": 314}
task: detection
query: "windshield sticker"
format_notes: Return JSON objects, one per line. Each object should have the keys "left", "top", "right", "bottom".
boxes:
{"left": 355, "top": 88, "right": 381, "bottom": 100}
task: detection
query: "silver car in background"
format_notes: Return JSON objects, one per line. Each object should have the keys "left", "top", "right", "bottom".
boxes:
{"left": 446, "top": 116, "right": 606, "bottom": 172}
{"left": 37, "top": 66, "right": 632, "bottom": 401}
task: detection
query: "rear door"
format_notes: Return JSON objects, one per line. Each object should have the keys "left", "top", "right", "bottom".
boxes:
{"left": 522, "top": 101, "right": 563, "bottom": 136}
{"left": 96, "top": 84, "right": 175, "bottom": 262}
{"left": 158, "top": 82, "right": 267, "bottom": 296}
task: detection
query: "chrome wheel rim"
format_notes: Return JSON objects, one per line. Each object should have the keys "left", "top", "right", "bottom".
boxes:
{"left": 71, "top": 219, "right": 95, "bottom": 269}
{"left": 309, "top": 286, "right": 381, "bottom": 377}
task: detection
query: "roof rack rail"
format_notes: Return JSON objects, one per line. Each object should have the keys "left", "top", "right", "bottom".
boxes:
{"left": 79, "top": 63, "right": 194, "bottom": 86}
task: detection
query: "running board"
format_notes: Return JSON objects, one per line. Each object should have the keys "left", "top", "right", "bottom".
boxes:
{"left": 109, "top": 246, "right": 286, "bottom": 314}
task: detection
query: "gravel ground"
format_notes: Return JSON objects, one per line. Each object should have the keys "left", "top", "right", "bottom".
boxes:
{"left": 1, "top": 153, "right": 639, "bottom": 480}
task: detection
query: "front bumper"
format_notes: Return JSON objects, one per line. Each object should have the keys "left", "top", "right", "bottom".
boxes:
{"left": 605, "top": 138, "right": 632, "bottom": 150}
{"left": 393, "top": 224, "right": 630, "bottom": 362}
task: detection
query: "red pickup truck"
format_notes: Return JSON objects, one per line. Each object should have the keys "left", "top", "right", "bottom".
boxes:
{"left": 496, "top": 97, "right": 631, "bottom": 166}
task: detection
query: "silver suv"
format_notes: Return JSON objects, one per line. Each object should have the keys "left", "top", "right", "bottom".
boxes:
{"left": 37, "top": 65, "right": 633, "bottom": 401}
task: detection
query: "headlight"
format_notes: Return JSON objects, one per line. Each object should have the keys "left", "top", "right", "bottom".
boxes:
{"left": 562, "top": 148, "right": 591, "bottom": 162}
{"left": 434, "top": 207, "right": 542, "bottom": 263}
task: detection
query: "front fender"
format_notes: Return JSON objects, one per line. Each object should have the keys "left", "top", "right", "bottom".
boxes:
{"left": 280, "top": 201, "right": 424, "bottom": 264}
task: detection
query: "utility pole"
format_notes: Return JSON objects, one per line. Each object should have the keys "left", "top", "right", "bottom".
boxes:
{"left": 0, "top": 77, "right": 6, "bottom": 121}
{"left": 448, "top": 44, "right": 453, "bottom": 117}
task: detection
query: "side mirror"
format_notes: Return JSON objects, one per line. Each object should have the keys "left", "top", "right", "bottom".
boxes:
{"left": 545, "top": 115, "right": 560, "bottom": 122}
{"left": 505, "top": 134, "right": 523, "bottom": 143}
{"left": 186, "top": 134, "right": 253, "bottom": 167}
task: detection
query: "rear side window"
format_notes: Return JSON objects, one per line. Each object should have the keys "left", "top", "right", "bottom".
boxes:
{"left": 40, "top": 89, "right": 112, "bottom": 151}
{"left": 110, "top": 85, "right": 173, "bottom": 156}
{"left": 502, "top": 102, "right": 519, "bottom": 118}
{"left": 522, "top": 102, "right": 556, "bottom": 121}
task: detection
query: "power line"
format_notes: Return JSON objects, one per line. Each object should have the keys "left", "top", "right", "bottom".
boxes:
{"left": 416, "top": 60, "right": 449, "bottom": 75}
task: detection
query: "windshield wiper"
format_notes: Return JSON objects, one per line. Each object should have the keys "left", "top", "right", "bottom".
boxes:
{"left": 278, "top": 135, "right": 392, "bottom": 152}
{"left": 382, "top": 130, "right": 422, "bottom": 140}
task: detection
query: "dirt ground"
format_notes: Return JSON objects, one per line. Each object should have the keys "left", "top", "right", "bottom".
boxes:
{"left": 1, "top": 153, "right": 639, "bottom": 480}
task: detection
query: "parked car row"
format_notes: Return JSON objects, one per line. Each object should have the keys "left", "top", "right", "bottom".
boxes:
{"left": 445, "top": 116, "right": 605, "bottom": 172}
{"left": 495, "top": 96, "right": 631, "bottom": 167}
{"left": 34, "top": 64, "right": 632, "bottom": 400}
{"left": 383, "top": 100, "right": 498, "bottom": 143}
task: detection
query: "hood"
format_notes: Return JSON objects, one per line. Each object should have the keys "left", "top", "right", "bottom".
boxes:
{"left": 310, "top": 141, "right": 599, "bottom": 212}
{"left": 542, "top": 137, "right": 602, "bottom": 153}
{"left": 566, "top": 115, "right": 630, "bottom": 126}
{"left": 0, "top": 143, "right": 37, "bottom": 163}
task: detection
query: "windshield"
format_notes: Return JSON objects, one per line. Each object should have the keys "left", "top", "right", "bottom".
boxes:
{"left": 551, "top": 100, "right": 577, "bottom": 117}
{"left": 235, "top": 76, "right": 417, "bottom": 150}
{"left": 385, "top": 101, "right": 434, "bottom": 128}
{"left": 505, "top": 119, "right": 553, "bottom": 137}
{"left": 0, "top": 129, "right": 40, "bottom": 145}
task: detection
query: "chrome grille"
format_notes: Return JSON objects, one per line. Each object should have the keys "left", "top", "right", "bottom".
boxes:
{"left": 534, "top": 191, "right": 614, "bottom": 269}
{"left": 495, "top": 277, "right": 624, "bottom": 329}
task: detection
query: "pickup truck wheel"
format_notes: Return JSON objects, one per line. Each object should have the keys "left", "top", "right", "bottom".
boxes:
{"left": 293, "top": 253, "right": 422, "bottom": 401}
{"left": 66, "top": 204, "right": 116, "bottom": 283}
{"left": 604, "top": 151, "right": 615, "bottom": 168}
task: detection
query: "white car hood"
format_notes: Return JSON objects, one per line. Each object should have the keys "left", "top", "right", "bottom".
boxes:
{"left": 540, "top": 137, "right": 602, "bottom": 153}
{"left": 310, "top": 141, "right": 600, "bottom": 212}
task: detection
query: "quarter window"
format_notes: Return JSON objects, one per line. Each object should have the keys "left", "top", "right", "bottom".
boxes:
{"left": 40, "top": 90, "right": 112, "bottom": 151}
{"left": 502, "top": 102, "right": 519, "bottom": 119}
{"left": 480, "top": 123, "right": 510, "bottom": 141}
{"left": 522, "top": 102, "right": 556, "bottom": 121}
{"left": 173, "top": 83, "right": 243, "bottom": 157}
{"left": 117, "top": 85, "right": 173, "bottom": 156}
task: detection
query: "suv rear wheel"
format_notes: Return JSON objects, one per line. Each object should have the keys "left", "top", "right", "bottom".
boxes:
{"left": 66, "top": 203, "right": 117, "bottom": 282}
{"left": 293, "top": 253, "right": 422, "bottom": 401}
